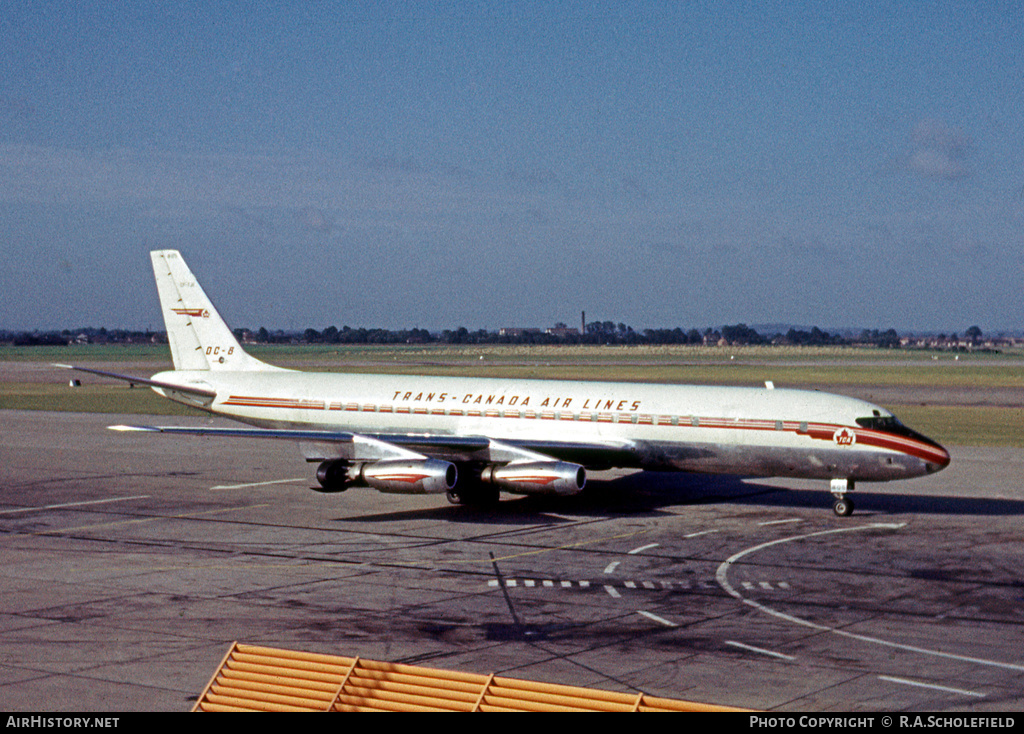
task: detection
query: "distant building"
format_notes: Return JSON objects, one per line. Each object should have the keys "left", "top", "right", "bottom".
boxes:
{"left": 545, "top": 326, "right": 579, "bottom": 338}
{"left": 498, "top": 327, "right": 542, "bottom": 337}
{"left": 499, "top": 325, "right": 580, "bottom": 339}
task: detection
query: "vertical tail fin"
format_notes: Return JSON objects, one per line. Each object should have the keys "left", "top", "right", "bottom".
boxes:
{"left": 151, "top": 250, "right": 274, "bottom": 372}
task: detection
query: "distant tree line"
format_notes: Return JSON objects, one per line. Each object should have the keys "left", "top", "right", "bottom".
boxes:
{"left": 232, "top": 322, "right": 972, "bottom": 349}
{"left": 0, "top": 327, "right": 165, "bottom": 346}
{"left": 2, "top": 322, "right": 998, "bottom": 351}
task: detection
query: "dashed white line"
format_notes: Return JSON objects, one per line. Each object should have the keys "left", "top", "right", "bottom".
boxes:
{"left": 758, "top": 518, "right": 802, "bottom": 526}
{"left": 603, "top": 561, "right": 620, "bottom": 574}
{"left": 489, "top": 578, "right": 699, "bottom": 592}
{"left": 604, "top": 585, "right": 621, "bottom": 598}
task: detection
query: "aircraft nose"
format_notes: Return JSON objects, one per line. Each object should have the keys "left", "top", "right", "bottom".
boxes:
{"left": 926, "top": 444, "right": 951, "bottom": 473}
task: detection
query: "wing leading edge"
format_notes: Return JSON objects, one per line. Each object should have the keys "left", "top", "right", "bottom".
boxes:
{"left": 108, "top": 423, "right": 620, "bottom": 499}
{"left": 107, "top": 422, "right": 631, "bottom": 464}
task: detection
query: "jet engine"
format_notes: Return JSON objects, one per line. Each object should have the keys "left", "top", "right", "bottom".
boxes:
{"left": 481, "top": 461, "right": 586, "bottom": 496}
{"left": 315, "top": 458, "right": 457, "bottom": 495}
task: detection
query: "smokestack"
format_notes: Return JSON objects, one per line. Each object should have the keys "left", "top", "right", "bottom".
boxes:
{"left": 581, "top": 311, "right": 585, "bottom": 335}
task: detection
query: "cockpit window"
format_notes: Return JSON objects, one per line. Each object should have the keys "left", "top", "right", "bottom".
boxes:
{"left": 856, "top": 415, "right": 900, "bottom": 432}
{"left": 856, "top": 414, "right": 943, "bottom": 448}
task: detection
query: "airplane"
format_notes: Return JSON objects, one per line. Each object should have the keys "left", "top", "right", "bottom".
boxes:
{"left": 58, "top": 250, "right": 950, "bottom": 516}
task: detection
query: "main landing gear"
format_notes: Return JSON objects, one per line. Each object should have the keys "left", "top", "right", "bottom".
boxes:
{"left": 446, "top": 483, "right": 500, "bottom": 507}
{"left": 830, "top": 478, "right": 854, "bottom": 516}
{"left": 445, "top": 465, "right": 500, "bottom": 507}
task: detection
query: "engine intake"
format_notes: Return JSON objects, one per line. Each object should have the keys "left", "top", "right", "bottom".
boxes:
{"left": 316, "top": 459, "right": 457, "bottom": 495}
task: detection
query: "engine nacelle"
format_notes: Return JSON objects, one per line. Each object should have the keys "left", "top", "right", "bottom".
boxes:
{"left": 316, "top": 459, "right": 457, "bottom": 495}
{"left": 361, "top": 459, "right": 458, "bottom": 494}
{"left": 482, "top": 461, "right": 586, "bottom": 496}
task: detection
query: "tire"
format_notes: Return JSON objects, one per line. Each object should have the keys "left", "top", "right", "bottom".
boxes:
{"left": 446, "top": 489, "right": 464, "bottom": 505}
{"left": 447, "top": 482, "right": 499, "bottom": 507}
{"left": 832, "top": 497, "right": 854, "bottom": 516}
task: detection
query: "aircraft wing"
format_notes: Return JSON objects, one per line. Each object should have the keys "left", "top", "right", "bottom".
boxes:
{"left": 107, "top": 423, "right": 639, "bottom": 467}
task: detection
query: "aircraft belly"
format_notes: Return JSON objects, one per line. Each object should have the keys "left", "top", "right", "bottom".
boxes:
{"left": 635, "top": 441, "right": 926, "bottom": 482}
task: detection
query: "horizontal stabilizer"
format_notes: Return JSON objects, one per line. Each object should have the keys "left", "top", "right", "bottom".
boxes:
{"left": 55, "top": 364, "right": 217, "bottom": 398}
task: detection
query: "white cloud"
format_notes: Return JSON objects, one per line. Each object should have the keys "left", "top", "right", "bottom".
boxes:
{"left": 908, "top": 119, "right": 972, "bottom": 180}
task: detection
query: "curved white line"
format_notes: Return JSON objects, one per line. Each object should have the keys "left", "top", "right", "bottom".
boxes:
{"left": 716, "top": 523, "right": 1024, "bottom": 673}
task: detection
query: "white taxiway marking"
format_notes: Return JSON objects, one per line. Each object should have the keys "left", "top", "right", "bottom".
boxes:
{"left": 684, "top": 529, "right": 720, "bottom": 539}
{"left": 604, "top": 585, "right": 621, "bottom": 598}
{"left": 725, "top": 641, "right": 795, "bottom": 661}
{"left": 0, "top": 495, "right": 150, "bottom": 515}
{"left": 489, "top": 578, "right": 694, "bottom": 592}
{"left": 628, "top": 543, "right": 660, "bottom": 554}
{"left": 758, "top": 518, "right": 802, "bottom": 526}
{"left": 638, "top": 611, "right": 677, "bottom": 628}
{"left": 603, "top": 561, "right": 620, "bottom": 574}
{"left": 717, "top": 523, "right": 1024, "bottom": 674}
{"left": 878, "top": 676, "right": 985, "bottom": 698}
{"left": 210, "top": 478, "right": 305, "bottom": 490}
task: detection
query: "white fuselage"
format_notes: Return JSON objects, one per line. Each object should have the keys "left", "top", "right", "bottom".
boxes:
{"left": 153, "top": 369, "right": 950, "bottom": 483}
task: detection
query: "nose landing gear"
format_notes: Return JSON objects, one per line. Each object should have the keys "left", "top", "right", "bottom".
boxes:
{"left": 830, "top": 478, "right": 855, "bottom": 516}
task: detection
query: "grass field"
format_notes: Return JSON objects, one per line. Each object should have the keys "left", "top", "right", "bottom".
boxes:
{"left": 0, "top": 382, "right": 195, "bottom": 416}
{"left": 889, "top": 404, "right": 1022, "bottom": 448}
{"left": 2, "top": 343, "right": 1020, "bottom": 446}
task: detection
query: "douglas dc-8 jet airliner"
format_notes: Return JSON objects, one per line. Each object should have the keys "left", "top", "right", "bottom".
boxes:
{"left": 60, "top": 250, "right": 950, "bottom": 516}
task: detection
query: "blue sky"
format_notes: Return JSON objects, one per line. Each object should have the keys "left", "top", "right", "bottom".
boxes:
{"left": 2, "top": 2, "right": 1022, "bottom": 332}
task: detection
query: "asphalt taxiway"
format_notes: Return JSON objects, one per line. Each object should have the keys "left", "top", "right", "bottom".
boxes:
{"left": 1, "top": 409, "right": 1022, "bottom": 711}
